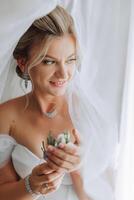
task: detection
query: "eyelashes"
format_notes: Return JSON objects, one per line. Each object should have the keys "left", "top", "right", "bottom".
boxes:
{"left": 65, "top": 58, "right": 77, "bottom": 64}
{"left": 42, "top": 58, "right": 77, "bottom": 66}
{"left": 43, "top": 60, "right": 55, "bottom": 65}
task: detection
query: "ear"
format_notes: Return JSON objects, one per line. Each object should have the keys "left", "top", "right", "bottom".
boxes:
{"left": 17, "top": 57, "right": 27, "bottom": 73}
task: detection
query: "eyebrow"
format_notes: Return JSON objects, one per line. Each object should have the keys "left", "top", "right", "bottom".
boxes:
{"left": 44, "top": 53, "right": 76, "bottom": 60}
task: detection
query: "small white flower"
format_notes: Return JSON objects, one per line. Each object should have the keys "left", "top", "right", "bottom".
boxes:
{"left": 57, "top": 133, "right": 66, "bottom": 145}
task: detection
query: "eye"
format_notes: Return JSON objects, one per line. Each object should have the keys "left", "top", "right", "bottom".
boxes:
{"left": 66, "top": 58, "right": 77, "bottom": 64}
{"left": 43, "top": 59, "right": 55, "bottom": 65}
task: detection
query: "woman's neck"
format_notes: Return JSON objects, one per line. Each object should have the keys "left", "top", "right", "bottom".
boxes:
{"left": 27, "top": 90, "right": 65, "bottom": 115}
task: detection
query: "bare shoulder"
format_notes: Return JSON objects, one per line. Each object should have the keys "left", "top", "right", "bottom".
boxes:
{"left": 0, "top": 95, "right": 26, "bottom": 134}
{"left": 0, "top": 96, "right": 25, "bottom": 183}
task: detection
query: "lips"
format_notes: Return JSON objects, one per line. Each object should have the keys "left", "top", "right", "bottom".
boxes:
{"left": 50, "top": 81, "right": 66, "bottom": 87}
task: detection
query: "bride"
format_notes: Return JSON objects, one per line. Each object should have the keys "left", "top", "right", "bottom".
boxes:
{"left": 0, "top": 5, "right": 90, "bottom": 200}
{"left": 0, "top": 2, "right": 116, "bottom": 200}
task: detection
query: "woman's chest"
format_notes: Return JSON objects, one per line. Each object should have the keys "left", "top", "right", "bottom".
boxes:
{"left": 10, "top": 114, "right": 75, "bottom": 158}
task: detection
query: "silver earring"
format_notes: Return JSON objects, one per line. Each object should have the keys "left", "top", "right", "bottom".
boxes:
{"left": 22, "top": 72, "right": 29, "bottom": 89}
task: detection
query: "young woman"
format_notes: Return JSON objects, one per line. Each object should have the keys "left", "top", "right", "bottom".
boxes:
{"left": 0, "top": 5, "right": 91, "bottom": 200}
{"left": 0, "top": 1, "right": 116, "bottom": 200}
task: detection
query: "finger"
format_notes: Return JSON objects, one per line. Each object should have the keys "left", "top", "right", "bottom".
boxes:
{"left": 40, "top": 186, "right": 56, "bottom": 195}
{"left": 72, "top": 129, "right": 81, "bottom": 145}
{"left": 58, "top": 143, "right": 80, "bottom": 156}
{"left": 40, "top": 174, "right": 63, "bottom": 194}
{"left": 35, "top": 171, "right": 64, "bottom": 184}
{"left": 41, "top": 185, "right": 55, "bottom": 194}
{"left": 47, "top": 151, "right": 80, "bottom": 165}
{"left": 47, "top": 152, "right": 74, "bottom": 169}
{"left": 49, "top": 174, "right": 63, "bottom": 189}
{"left": 44, "top": 171, "right": 64, "bottom": 183}
{"left": 46, "top": 158, "right": 66, "bottom": 172}
{"left": 32, "top": 163, "right": 54, "bottom": 176}
{"left": 48, "top": 144, "right": 78, "bottom": 156}
{"left": 48, "top": 145, "right": 70, "bottom": 157}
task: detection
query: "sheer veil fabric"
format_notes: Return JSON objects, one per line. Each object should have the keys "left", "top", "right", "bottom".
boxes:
{"left": 115, "top": 1, "right": 134, "bottom": 200}
{"left": 0, "top": 0, "right": 123, "bottom": 199}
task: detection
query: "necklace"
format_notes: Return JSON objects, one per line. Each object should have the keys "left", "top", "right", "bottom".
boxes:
{"left": 30, "top": 93, "right": 59, "bottom": 119}
{"left": 42, "top": 103, "right": 58, "bottom": 119}
{"left": 42, "top": 109, "right": 57, "bottom": 119}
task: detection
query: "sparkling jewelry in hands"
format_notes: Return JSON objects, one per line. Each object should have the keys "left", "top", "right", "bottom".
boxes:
{"left": 24, "top": 175, "right": 41, "bottom": 200}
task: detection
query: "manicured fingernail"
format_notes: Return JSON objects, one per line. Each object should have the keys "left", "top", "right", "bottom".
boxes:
{"left": 48, "top": 145, "right": 54, "bottom": 151}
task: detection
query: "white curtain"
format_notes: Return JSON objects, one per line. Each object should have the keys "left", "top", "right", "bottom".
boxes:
{"left": 66, "top": 1, "right": 134, "bottom": 199}
{"left": 115, "top": 0, "right": 134, "bottom": 199}
{"left": 79, "top": 0, "right": 130, "bottom": 127}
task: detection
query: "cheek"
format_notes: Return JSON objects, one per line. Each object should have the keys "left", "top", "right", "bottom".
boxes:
{"left": 68, "top": 66, "right": 76, "bottom": 77}
{"left": 30, "top": 73, "right": 48, "bottom": 87}
{"left": 30, "top": 68, "right": 53, "bottom": 81}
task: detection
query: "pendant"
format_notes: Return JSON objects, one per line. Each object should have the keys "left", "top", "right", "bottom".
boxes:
{"left": 43, "top": 109, "right": 57, "bottom": 119}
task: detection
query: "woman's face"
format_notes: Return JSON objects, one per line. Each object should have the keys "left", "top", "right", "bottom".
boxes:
{"left": 28, "top": 34, "right": 76, "bottom": 97}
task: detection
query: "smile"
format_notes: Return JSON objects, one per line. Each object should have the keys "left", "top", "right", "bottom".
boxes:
{"left": 50, "top": 81, "right": 66, "bottom": 87}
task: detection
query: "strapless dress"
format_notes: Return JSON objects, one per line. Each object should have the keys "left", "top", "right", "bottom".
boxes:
{"left": 0, "top": 134, "right": 78, "bottom": 200}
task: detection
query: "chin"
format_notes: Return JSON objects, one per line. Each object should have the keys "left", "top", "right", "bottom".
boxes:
{"left": 53, "top": 91, "right": 66, "bottom": 97}
{"left": 50, "top": 88, "right": 67, "bottom": 97}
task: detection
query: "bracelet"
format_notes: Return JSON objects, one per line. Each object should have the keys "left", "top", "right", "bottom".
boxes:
{"left": 24, "top": 175, "right": 41, "bottom": 200}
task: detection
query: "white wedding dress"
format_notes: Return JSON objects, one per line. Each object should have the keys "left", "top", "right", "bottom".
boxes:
{"left": 0, "top": 134, "right": 78, "bottom": 200}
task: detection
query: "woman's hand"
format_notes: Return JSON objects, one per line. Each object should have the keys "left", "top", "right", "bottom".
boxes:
{"left": 46, "top": 129, "right": 82, "bottom": 173}
{"left": 29, "top": 162, "right": 64, "bottom": 195}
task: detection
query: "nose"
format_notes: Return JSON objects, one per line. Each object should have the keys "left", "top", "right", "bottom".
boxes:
{"left": 55, "top": 62, "right": 68, "bottom": 79}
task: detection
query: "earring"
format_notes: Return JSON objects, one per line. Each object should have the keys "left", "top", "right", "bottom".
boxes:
{"left": 22, "top": 72, "right": 29, "bottom": 89}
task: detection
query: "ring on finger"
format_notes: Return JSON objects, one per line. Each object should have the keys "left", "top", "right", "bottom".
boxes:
{"left": 44, "top": 183, "right": 49, "bottom": 190}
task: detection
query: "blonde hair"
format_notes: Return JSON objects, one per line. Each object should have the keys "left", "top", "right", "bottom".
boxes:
{"left": 13, "top": 5, "right": 79, "bottom": 78}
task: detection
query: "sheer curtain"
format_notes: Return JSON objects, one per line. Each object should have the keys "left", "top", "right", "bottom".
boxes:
{"left": 115, "top": 0, "right": 134, "bottom": 199}
{"left": 68, "top": 1, "right": 134, "bottom": 199}
{"left": 79, "top": 0, "right": 130, "bottom": 129}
